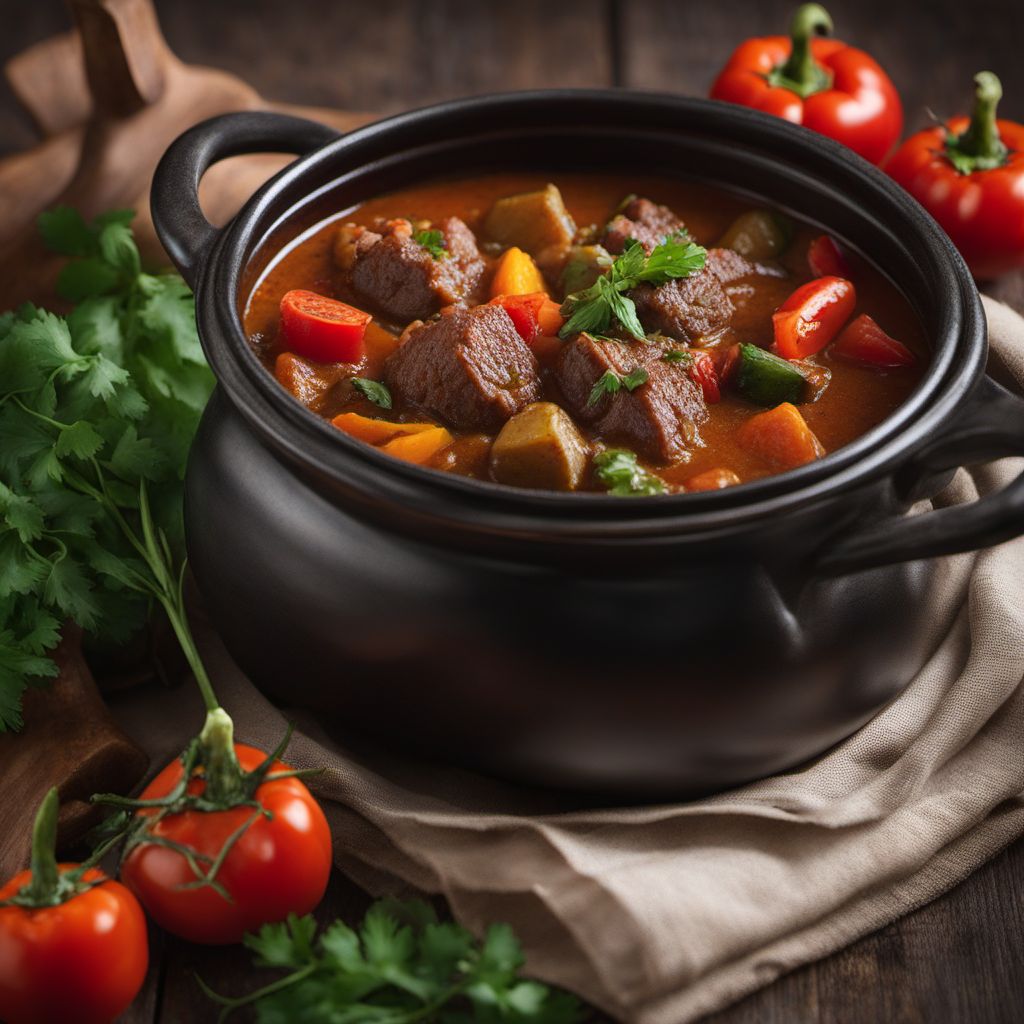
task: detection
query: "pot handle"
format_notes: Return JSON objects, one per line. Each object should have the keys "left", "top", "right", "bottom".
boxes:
{"left": 151, "top": 111, "right": 342, "bottom": 287}
{"left": 815, "top": 376, "right": 1024, "bottom": 576}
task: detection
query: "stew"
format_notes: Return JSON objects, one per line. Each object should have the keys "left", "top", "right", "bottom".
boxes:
{"left": 243, "top": 173, "right": 925, "bottom": 495}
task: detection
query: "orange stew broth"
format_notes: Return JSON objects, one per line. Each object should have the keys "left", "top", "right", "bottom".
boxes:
{"left": 243, "top": 173, "right": 926, "bottom": 490}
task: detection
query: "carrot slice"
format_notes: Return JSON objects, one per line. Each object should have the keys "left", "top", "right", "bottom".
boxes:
{"left": 737, "top": 403, "right": 825, "bottom": 471}
{"left": 331, "top": 413, "right": 435, "bottom": 445}
{"left": 380, "top": 426, "right": 454, "bottom": 464}
{"left": 490, "top": 247, "right": 548, "bottom": 297}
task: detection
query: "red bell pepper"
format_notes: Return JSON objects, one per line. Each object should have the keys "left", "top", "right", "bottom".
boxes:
{"left": 489, "top": 292, "right": 564, "bottom": 344}
{"left": 772, "top": 275, "right": 856, "bottom": 359}
{"left": 886, "top": 72, "right": 1024, "bottom": 280}
{"left": 807, "top": 234, "right": 850, "bottom": 278}
{"left": 688, "top": 351, "right": 721, "bottom": 404}
{"left": 280, "top": 290, "right": 371, "bottom": 363}
{"left": 831, "top": 314, "right": 916, "bottom": 368}
{"left": 710, "top": 3, "right": 902, "bottom": 165}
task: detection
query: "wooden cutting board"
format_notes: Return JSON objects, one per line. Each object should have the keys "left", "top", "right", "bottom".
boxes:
{"left": 0, "top": 0, "right": 373, "bottom": 872}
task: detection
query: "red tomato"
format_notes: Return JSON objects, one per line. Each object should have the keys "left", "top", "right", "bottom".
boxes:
{"left": 280, "top": 289, "right": 371, "bottom": 363}
{"left": 807, "top": 234, "right": 850, "bottom": 278}
{"left": 122, "top": 743, "right": 332, "bottom": 945}
{"left": 831, "top": 314, "right": 916, "bottom": 368}
{"left": 710, "top": 5, "right": 902, "bottom": 164}
{"left": 0, "top": 868, "right": 148, "bottom": 1024}
{"left": 489, "top": 293, "right": 564, "bottom": 344}
{"left": 772, "top": 275, "right": 856, "bottom": 359}
{"left": 688, "top": 351, "right": 721, "bottom": 403}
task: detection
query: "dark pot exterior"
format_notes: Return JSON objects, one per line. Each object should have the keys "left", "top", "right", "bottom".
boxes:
{"left": 153, "top": 92, "right": 1024, "bottom": 800}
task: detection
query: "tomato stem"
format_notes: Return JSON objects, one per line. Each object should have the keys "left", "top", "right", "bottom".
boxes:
{"left": 947, "top": 71, "right": 1009, "bottom": 174}
{"left": 771, "top": 3, "right": 834, "bottom": 99}
{"left": 23, "top": 788, "right": 60, "bottom": 905}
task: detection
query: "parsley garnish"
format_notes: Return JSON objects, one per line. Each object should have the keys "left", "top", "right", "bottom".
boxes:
{"left": 593, "top": 448, "right": 667, "bottom": 497}
{"left": 351, "top": 377, "right": 392, "bottom": 409}
{"left": 0, "top": 208, "right": 213, "bottom": 731}
{"left": 661, "top": 348, "right": 693, "bottom": 365}
{"left": 559, "top": 235, "right": 706, "bottom": 342}
{"left": 413, "top": 229, "right": 448, "bottom": 260}
{"left": 586, "top": 366, "right": 649, "bottom": 407}
{"left": 200, "top": 899, "right": 582, "bottom": 1024}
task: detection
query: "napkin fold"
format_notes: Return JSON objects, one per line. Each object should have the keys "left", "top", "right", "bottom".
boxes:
{"left": 113, "top": 295, "right": 1024, "bottom": 1024}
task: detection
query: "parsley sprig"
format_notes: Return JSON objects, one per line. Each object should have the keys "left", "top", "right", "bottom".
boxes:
{"left": 414, "top": 229, "right": 449, "bottom": 261}
{"left": 586, "top": 366, "right": 649, "bottom": 407}
{"left": 201, "top": 899, "right": 582, "bottom": 1024}
{"left": 352, "top": 377, "right": 393, "bottom": 409}
{"left": 0, "top": 208, "right": 213, "bottom": 730}
{"left": 593, "top": 449, "right": 667, "bottom": 497}
{"left": 559, "top": 235, "right": 706, "bottom": 342}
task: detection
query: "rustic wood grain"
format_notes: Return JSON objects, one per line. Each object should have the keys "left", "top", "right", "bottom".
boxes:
{"left": 2, "top": 1, "right": 1023, "bottom": 1022}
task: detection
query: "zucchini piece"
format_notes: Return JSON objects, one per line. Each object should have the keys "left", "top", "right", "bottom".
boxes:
{"left": 717, "top": 209, "right": 793, "bottom": 261}
{"left": 484, "top": 184, "right": 577, "bottom": 258}
{"left": 735, "top": 343, "right": 809, "bottom": 406}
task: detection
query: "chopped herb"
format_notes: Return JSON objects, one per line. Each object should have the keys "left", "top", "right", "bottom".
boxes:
{"left": 662, "top": 348, "right": 694, "bottom": 365}
{"left": 560, "top": 236, "right": 707, "bottom": 342}
{"left": 200, "top": 899, "right": 583, "bottom": 1024}
{"left": 586, "top": 366, "right": 648, "bottom": 407}
{"left": 593, "top": 448, "right": 667, "bottom": 497}
{"left": 351, "top": 377, "right": 392, "bottom": 409}
{"left": 413, "top": 228, "right": 448, "bottom": 260}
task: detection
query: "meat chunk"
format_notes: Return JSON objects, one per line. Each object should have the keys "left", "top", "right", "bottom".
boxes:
{"left": 384, "top": 305, "right": 542, "bottom": 433}
{"left": 705, "top": 247, "right": 786, "bottom": 285}
{"left": 602, "top": 197, "right": 688, "bottom": 255}
{"left": 555, "top": 335, "right": 708, "bottom": 463}
{"left": 343, "top": 216, "right": 485, "bottom": 323}
{"left": 630, "top": 266, "right": 734, "bottom": 343}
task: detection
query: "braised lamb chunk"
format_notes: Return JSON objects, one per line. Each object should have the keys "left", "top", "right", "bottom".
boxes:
{"left": 629, "top": 265, "right": 734, "bottom": 343}
{"left": 384, "top": 305, "right": 542, "bottom": 433}
{"left": 601, "top": 197, "right": 689, "bottom": 255}
{"left": 555, "top": 335, "right": 708, "bottom": 463}
{"left": 341, "top": 216, "right": 485, "bottom": 323}
{"left": 705, "top": 247, "right": 787, "bottom": 285}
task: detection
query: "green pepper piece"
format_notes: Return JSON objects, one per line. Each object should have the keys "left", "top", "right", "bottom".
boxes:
{"left": 736, "top": 343, "right": 809, "bottom": 405}
{"left": 717, "top": 210, "right": 793, "bottom": 261}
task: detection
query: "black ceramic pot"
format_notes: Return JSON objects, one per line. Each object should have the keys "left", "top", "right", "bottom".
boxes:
{"left": 152, "top": 91, "right": 1024, "bottom": 801}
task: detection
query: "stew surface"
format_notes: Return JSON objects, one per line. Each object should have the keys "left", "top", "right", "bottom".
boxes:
{"left": 243, "top": 173, "right": 926, "bottom": 495}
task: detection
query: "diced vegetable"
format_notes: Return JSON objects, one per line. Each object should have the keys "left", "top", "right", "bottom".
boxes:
{"left": 331, "top": 413, "right": 436, "bottom": 445}
{"left": 717, "top": 209, "right": 792, "bottom": 261}
{"left": 688, "top": 350, "right": 721, "bottom": 403}
{"left": 363, "top": 321, "right": 401, "bottom": 361}
{"left": 490, "top": 247, "right": 548, "bottom": 297}
{"left": 831, "top": 314, "right": 916, "bottom": 368}
{"left": 489, "top": 292, "right": 564, "bottom": 344}
{"left": 280, "top": 289, "right": 371, "bottom": 363}
{"left": 560, "top": 244, "right": 612, "bottom": 298}
{"left": 274, "top": 352, "right": 343, "bottom": 408}
{"left": 807, "top": 234, "right": 850, "bottom": 278}
{"left": 593, "top": 449, "right": 668, "bottom": 497}
{"left": 735, "top": 343, "right": 809, "bottom": 405}
{"left": 490, "top": 402, "right": 589, "bottom": 491}
{"left": 772, "top": 276, "right": 856, "bottom": 359}
{"left": 483, "top": 184, "right": 576, "bottom": 257}
{"left": 737, "top": 402, "right": 825, "bottom": 471}
{"left": 684, "top": 468, "right": 741, "bottom": 491}
{"left": 380, "top": 426, "right": 454, "bottom": 464}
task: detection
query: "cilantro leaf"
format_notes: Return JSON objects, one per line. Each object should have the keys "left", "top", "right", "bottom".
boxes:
{"left": 205, "top": 901, "right": 583, "bottom": 1024}
{"left": 560, "top": 235, "right": 707, "bottom": 342}
{"left": 586, "top": 366, "right": 648, "bottom": 408}
{"left": 351, "top": 377, "right": 393, "bottom": 409}
{"left": 413, "top": 228, "right": 448, "bottom": 260}
{"left": 593, "top": 448, "right": 667, "bottom": 497}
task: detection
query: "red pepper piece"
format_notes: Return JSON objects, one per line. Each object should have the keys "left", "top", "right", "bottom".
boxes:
{"left": 886, "top": 72, "right": 1024, "bottom": 280}
{"left": 279, "top": 290, "right": 371, "bottom": 363}
{"left": 489, "top": 293, "right": 564, "bottom": 345}
{"left": 710, "top": 4, "right": 902, "bottom": 165}
{"left": 831, "top": 314, "right": 916, "bottom": 368}
{"left": 772, "top": 275, "right": 856, "bottom": 360}
{"left": 807, "top": 234, "right": 850, "bottom": 278}
{"left": 689, "top": 351, "right": 721, "bottom": 404}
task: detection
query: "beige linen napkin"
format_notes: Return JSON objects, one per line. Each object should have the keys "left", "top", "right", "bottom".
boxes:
{"left": 113, "top": 295, "right": 1024, "bottom": 1024}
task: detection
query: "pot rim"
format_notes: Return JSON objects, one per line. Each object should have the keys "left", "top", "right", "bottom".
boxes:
{"left": 189, "top": 89, "right": 987, "bottom": 540}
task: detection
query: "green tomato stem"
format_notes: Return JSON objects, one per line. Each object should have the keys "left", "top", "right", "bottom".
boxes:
{"left": 24, "top": 788, "right": 61, "bottom": 904}
{"left": 772, "top": 3, "right": 834, "bottom": 99}
{"left": 949, "top": 71, "right": 1009, "bottom": 172}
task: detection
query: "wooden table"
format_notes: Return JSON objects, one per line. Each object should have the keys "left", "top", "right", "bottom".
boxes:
{"left": 2, "top": 1, "right": 1023, "bottom": 1020}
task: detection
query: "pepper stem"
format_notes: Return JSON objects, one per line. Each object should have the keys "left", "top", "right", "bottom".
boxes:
{"left": 771, "top": 3, "right": 834, "bottom": 99}
{"left": 24, "top": 788, "right": 61, "bottom": 905}
{"left": 947, "top": 71, "right": 1009, "bottom": 172}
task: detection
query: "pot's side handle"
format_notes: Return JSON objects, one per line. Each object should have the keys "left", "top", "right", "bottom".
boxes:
{"left": 151, "top": 111, "right": 342, "bottom": 287}
{"left": 815, "top": 377, "right": 1024, "bottom": 576}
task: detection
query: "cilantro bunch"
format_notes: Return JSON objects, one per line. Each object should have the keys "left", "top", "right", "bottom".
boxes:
{"left": 202, "top": 899, "right": 582, "bottom": 1024}
{"left": 593, "top": 449, "right": 667, "bottom": 497}
{"left": 0, "top": 209, "right": 212, "bottom": 730}
{"left": 559, "top": 235, "right": 707, "bottom": 342}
